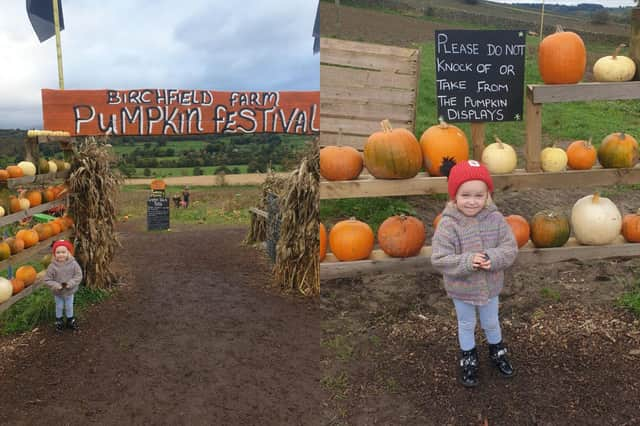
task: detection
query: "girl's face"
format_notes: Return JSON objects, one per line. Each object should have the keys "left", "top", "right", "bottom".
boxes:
{"left": 454, "top": 180, "right": 489, "bottom": 217}
{"left": 55, "top": 246, "right": 70, "bottom": 262}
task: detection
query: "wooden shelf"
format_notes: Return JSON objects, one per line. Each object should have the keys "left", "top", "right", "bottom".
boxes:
{"left": 320, "top": 166, "right": 640, "bottom": 199}
{"left": 0, "top": 198, "right": 67, "bottom": 228}
{"left": 5, "top": 171, "right": 70, "bottom": 189}
{"left": 528, "top": 82, "right": 640, "bottom": 104}
{"left": 0, "top": 230, "right": 72, "bottom": 272}
{"left": 0, "top": 271, "right": 46, "bottom": 314}
{"left": 320, "top": 236, "right": 640, "bottom": 280}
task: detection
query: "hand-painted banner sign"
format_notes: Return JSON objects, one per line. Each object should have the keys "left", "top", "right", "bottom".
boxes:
{"left": 41, "top": 89, "right": 320, "bottom": 136}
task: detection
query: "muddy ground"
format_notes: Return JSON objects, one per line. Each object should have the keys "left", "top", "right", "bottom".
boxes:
{"left": 321, "top": 3, "right": 640, "bottom": 425}
{"left": 0, "top": 222, "right": 320, "bottom": 425}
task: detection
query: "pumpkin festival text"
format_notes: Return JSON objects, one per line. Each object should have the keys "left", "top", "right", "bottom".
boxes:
{"left": 41, "top": 89, "right": 320, "bottom": 136}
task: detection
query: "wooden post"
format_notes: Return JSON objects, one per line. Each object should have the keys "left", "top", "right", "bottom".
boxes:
{"left": 471, "top": 122, "right": 485, "bottom": 162}
{"left": 630, "top": 7, "right": 640, "bottom": 81}
{"left": 24, "top": 137, "right": 39, "bottom": 166}
{"left": 525, "top": 86, "right": 542, "bottom": 172}
{"left": 52, "top": 0, "right": 64, "bottom": 89}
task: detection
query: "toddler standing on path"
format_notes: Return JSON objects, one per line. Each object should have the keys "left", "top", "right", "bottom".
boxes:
{"left": 44, "top": 240, "right": 83, "bottom": 333}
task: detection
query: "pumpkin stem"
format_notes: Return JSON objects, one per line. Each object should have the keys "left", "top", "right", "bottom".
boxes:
{"left": 437, "top": 117, "right": 449, "bottom": 129}
{"left": 586, "top": 137, "right": 592, "bottom": 148}
{"left": 494, "top": 136, "right": 504, "bottom": 148}
{"left": 592, "top": 192, "right": 600, "bottom": 204}
{"left": 380, "top": 119, "right": 393, "bottom": 132}
{"left": 613, "top": 43, "right": 626, "bottom": 59}
{"left": 555, "top": 24, "right": 564, "bottom": 33}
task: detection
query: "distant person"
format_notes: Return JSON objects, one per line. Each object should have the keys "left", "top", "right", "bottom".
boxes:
{"left": 431, "top": 160, "right": 518, "bottom": 387}
{"left": 172, "top": 193, "right": 182, "bottom": 208}
{"left": 44, "top": 240, "right": 83, "bottom": 333}
{"left": 182, "top": 186, "right": 190, "bottom": 208}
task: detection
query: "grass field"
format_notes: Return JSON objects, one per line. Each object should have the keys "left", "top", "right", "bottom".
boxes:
{"left": 133, "top": 165, "right": 251, "bottom": 177}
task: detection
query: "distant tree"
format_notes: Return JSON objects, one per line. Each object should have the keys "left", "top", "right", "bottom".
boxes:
{"left": 591, "top": 9, "right": 609, "bottom": 24}
{"left": 463, "top": 0, "right": 478, "bottom": 4}
{"left": 143, "top": 168, "right": 151, "bottom": 177}
{"left": 230, "top": 167, "right": 241, "bottom": 174}
{"left": 193, "top": 166, "right": 203, "bottom": 176}
{"left": 214, "top": 165, "right": 232, "bottom": 175}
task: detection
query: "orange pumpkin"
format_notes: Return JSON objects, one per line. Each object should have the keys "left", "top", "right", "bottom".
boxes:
{"left": 320, "top": 146, "right": 363, "bottom": 181}
{"left": 566, "top": 139, "right": 597, "bottom": 170}
{"left": 597, "top": 132, "right": 639, "bottom": 169}
{"left": 11, "top": 278, "right": 25, "bottom": 295}
{"left": 43, "top": 187, "right": 56, "bottom": 202}
{"left": 5, "top": 237, "right": 25, "bottom": 255}
{"left": 363, "top": 120, "right": 423, "bottom": 179}
{"left": 0, "top": 169, "right": 9, "bottom": 181}
{"left": 10, "top": 196, "right": 30, "bottom": 213}
{"left": 16, "top": 265, "right": 37, "bottom": 286}
{"left": 16, "top": 229, "right": 39, "bottom": 248}
{"left": 33, "top": 223, "right": 54, "bottom": 241}
{"left": 538, "top": 26, "right": 586, "bottom": 84}
{"left": 530, "top": 210, "right": 571, "bottom": 248}
{"left": 420, "top": 119, "right": 469, "bottom": 176}
{"left": 328, "top": 218, "right": 374, "bottom": 261}
{"left": 62, "top": 216, "right": 74, "bottom": 228}
{"left": 53, "top": 218, "right": 68, "bottom": 232}
{"left": 377, "top": 215, "right": 425, "bottom": 258}
{"left": 6, "top": 165, "right": 24, "bottom": 178}
{"left": 433, "top": 213, "right": 442, "bottom": 230}
{"left": 505, "top": 214, "right": 530, "bottom": 248}
{"left": 26, "top": 190, "right": 42, "bottom": 207}
{"left": 319, "top": 223, "right": 327, "bottom": 262}
{"left": 49, "top": 221, "right": 61, "bottom": 235}
{"left": 622, "top": 209, "right": 640, "bottom": 243}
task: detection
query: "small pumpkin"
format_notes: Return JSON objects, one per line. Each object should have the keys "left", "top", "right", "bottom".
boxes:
{"left": 16, "top": 229, "right": 39, "bottom": 248}
{"left": 538, "top": 25, "right": 586, "bottom": 84}
{"left": 0, "top": 169, "right": 9, "bottom": 181}
{"left": 11, "top": 278, "right": 24, "bottom": 295}
{"left": 540, "top": 145, "right": 568, "bottom": 172}
{"left": 16, "top": 265, "right": 37, "bottom": 286}
{"left": 622, "top": 209, "right": 640, "bottom": 243}
{"left": 566, "top": 139, "right": 597, "bottom": 170}
{"left": 377, "top": 214, "right": 425, "bottom": 258}
{"left": 420, "top": 119, "right": 469, "bottom": 176}
{"left": 9, "top": 196, "right": 30, "bottom": 213}
{"left": 43, "top": 187, "right": 56, "bottom": 202}
{"left": 433, "top": 212, "right": 442, "bottom": 230}
{"left": 481, "top": 137, "right": 517, "bottom": 174}
{"left": 47, "top": 160, "right": 58, "bottom": 173}
{"left": 530, "top": 210, "right": 571, "bottom": 248}
{"left": 364, "top": 120, "right": 423, "bottom": 179}
{"left": 320, "top": 146, "right": 363, "bottom": 181}
{"left": 597, "top": 132, "right": 639, "bottom": 169}
{"left": 0, "top": 206, "right": 4, "bottom": 217}
{"left": 5, "top": 237, "right": 25, "bottom": 255}
{"left": 571, "top": 192, "right": 622, "bottom": 245}
{"left": 0, "top": 277, "right": 13, "bottom": 303}
{"left": 593, "top": 44, "right": 636, "bottom": 82}
{"left": 329, "top": 218, "right": 374, "bottom": 261}
{"left": 26, "top": 190, "right": 42, "bottom": 207}
{"left": 505, "top": 214, "right": 530, "bottom": 248}
{"left": 17, "top": 161, "right": 36, "bottom": 176}
{"left": 38, "top": 158, "right": 49, "bottom": 174}
{"left": 319, "top": 223, "right": 327, "bottom": 262}
{"left": 6, "top": 165, "right": 24, "bottom": 179}
{"left": 0, "top": 242, "right": 11, "bottom": 260}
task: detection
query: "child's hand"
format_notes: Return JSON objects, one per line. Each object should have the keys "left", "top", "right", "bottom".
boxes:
{"left": 61, "top": 282, "right": 67, "bottom": 288}
{"left": 54, "top": 283, "right": 63, "bottom": 291}
{"left": 472, "top": 253, "right": 491, "bottom": 270}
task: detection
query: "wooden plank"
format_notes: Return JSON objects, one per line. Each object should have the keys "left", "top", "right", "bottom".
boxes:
{"left": 321, "top": 85, "right": 417, "bottom": 107}
{"left": 0, "top": 198, "right": 68, "bottom": 227}
{"left": 321, "top": 37, "right": 419, "bottom": 59}
{"left": 321, "top": 117, "right": 413, "bottom": 139}
{"left": 0, "top": 275, "right": 46, "bottom": 315}
{"left": 321, "top": 47, "right": 418, "bottom": 75}
{"left": 321, "top": 100, "right": 415, "bottom": 123}
{"left": 321, "top": 65, "right": 418, "bottom": 90}
{"left": 525, "top": 90, "right": 542, "bottom": 172}
{"left": 319, "top": 166, "right": 640, "bottom": 199}
{"left": 0, "top": 230, "right": 72, "bottom": 272}
{"left": 320, "top": 237, "right": 640, "bottom": 280}
{"left": 471, "top": 123, "right": 485, "bottom": 162}
{"left": 6, "top": 172, "right": 68, "bottom": 189}
{"left": 319, "top": 133, "right": 366, "bottom": 149}
{"left": 529, "top": 82, "right": 640, "bottom": 103}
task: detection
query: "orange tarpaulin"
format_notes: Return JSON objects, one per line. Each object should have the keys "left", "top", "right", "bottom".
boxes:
{"left": 42, "top": 89, "right": 320, "bottom": 136}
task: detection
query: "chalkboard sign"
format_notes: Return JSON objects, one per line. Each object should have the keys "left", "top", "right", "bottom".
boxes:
{"left": 147, "top": 197, "right": 169, "bottom": 231}
{"left": 435, "top": 30, "right": 526, "bottom": 123}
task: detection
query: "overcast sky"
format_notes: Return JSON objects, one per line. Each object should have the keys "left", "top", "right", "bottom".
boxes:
{"left": 0, "top": 1, "right": 319, "bottom": 129}
{"left": 491, "top": 0, "right": 634, "bottom": 6}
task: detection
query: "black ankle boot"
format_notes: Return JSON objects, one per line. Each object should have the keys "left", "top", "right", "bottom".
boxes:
{"left": 459, "top": 347, "right": 479, "bottom": 387}
{"left": 55, "top": 317, "right": 64, "bottom": 333}
{"left": 489, "top": 341, "right": 514, "bottom": 377}
{"left": 66, "top": 317, "right": 78, "bottom": 331}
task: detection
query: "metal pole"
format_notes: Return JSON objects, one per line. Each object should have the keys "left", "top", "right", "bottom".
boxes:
{"left": 52, "top": 0, "right": 64, "bottom": 89}
{"left": 539, "top": 0, "right": 545, "bottom": 43}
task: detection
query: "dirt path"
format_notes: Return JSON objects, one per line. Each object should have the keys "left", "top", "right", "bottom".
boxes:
{"left": 0, "top": 222, "right": 320, "bottom": 425}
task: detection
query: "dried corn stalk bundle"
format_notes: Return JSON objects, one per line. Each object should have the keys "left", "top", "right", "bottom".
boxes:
{"left": 244, "top": 171, "right": 286, "bottom": 245}
{"left": 68, "top": 137, "right": 123, "bottom": 289}
{"left": 273, "top": 141, "right": 319, "bottom": 297}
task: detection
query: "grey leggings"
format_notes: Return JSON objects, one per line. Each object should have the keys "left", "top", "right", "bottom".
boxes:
{"left": 54, "top": 294, "right": 75, "bottom": 318}
{"left": 453, "top": 296, "right": 502, "bottom": 351}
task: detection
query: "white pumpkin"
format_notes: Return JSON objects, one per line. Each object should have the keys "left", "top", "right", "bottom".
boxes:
{"left": 0, "top": 277, "right": 13, "bottom": 303}
{"left": 18, "top": 197, "right": 30, "bottom": 211}
{"left": 47, "top": 160, "right": 58, "bottom": 173}
{"left": 571, "top": 192, "right": 622, "bottom": 245}
{"left": 593, "top": 44, "right": 636, "bottom": 82}
{"left": 17, "top": 161, "right": 36, "bottom": 176}
{"left": 63, "top": 161, "right": 71, "bottom": 170}
{"left": 541, "top": 146, "right": 568, "bottom": 172}
{"left": 481, "top": 137, "right": 517, "bottom": 174}
{"left": 0, "top": 206, "right": 5, "bottom": 217}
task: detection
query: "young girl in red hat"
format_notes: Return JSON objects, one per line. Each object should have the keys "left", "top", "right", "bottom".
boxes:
{"left": 44, "top": 239, "right": 83, "bottom": 332}
{"left": 431, "top": 160, "right": 518, "bottom": 387}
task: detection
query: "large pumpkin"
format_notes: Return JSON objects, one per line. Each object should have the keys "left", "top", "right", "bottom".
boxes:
{"left": 566, "top": 139, "right": 597, "bottom": 170}
{"left": 329, "top": 218, "right": 374, "bottom": 261}
{"left": 530, "top": 210, "right": 571, "bottom": 248}
{"left": 420, "top": 119, "right": 469, "bottom": 176}
{"left": 571, "top": 193, "right": 622, "bottom": 245}
{"left": 364, "top": 120, "right": 423, "bottom": 179}
{"left": 622, "top": 209, "right": 640, "bottom": 243}
{"left": 505, "top": 214, "right": 530, "bottom": 248}
{"left": 16, "top": 265, "right": 37, "bottom": 286}
{"left": 320, "top": 146, "right": 363, "bottom": 181}
{"left": 538, "top": 26, "right": 586, "bottom": 84}
{"left": 481, "top": 137, "right": 517, "bottom": 174}
{"left": 377, "top": 215, "right": 425, "bottom": 258}
{"left": 319, "top": 223, "right": 327, "bottom": 262}
{"left": 597, "top": 132, "right": 639, "bottom": 169}
{"left": 17, "top": 161, "right": 36, "bottom": 176}
{"left": 593, "top": 44, "right": 636, "bottom": 82}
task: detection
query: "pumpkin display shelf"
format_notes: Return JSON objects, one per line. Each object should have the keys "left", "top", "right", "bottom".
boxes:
{"left": 321, "top": 81, "right": 640, "bottom": 280}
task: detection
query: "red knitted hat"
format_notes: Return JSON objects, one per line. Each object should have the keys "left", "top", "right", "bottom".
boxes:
{"left": 447, "top": 160, "right": 494, "bottom": 199}
{"left": 52, "top": 239, "right": 74, "bottom": 255}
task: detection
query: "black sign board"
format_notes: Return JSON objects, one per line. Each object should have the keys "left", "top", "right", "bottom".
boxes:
{"left": 147, "top": 197, "right": 169, "bottom": 231}
{"left": 435, "top": 30, "right": 526, "bottom": 123}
